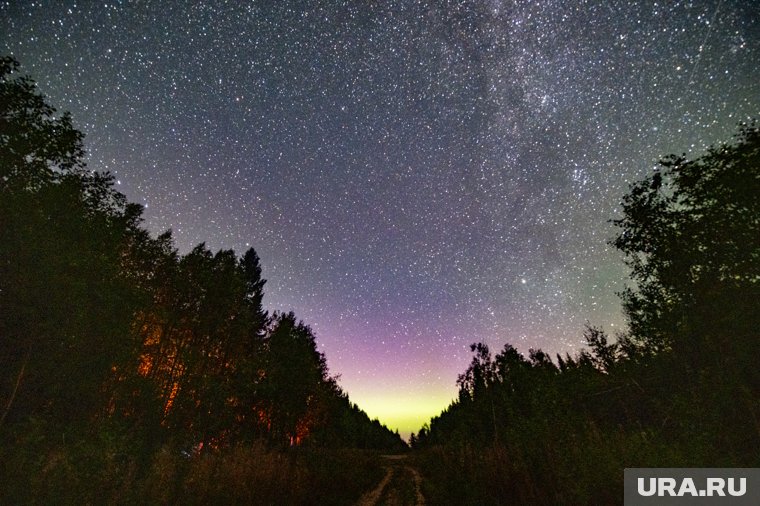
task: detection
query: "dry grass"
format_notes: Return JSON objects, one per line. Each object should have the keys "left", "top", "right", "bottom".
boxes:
{"left": 1, "top": 432, "right": 385, "bottom": 505}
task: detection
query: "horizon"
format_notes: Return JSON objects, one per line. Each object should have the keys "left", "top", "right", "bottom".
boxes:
{"left": 2, "top": 0, "right": 758, "bottom": 436}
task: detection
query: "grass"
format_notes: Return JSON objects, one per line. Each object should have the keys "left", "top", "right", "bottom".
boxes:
{"left": 1, "top": 430, "right": 386, "bottom": 505}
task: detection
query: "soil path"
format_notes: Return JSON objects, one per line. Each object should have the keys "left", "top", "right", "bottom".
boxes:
{"left": 355, "top": 454, "right": 425, "bottom": 506}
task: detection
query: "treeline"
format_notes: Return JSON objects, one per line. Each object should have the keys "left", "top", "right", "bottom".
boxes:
{"left": 411, "top": 122, "right": 760, "bottom": 505}
{"left": 0, "top": 57, "right": 403, "bottom": 503}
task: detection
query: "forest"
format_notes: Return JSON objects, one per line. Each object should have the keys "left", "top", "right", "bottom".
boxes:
{"left": 2, "top": 56, "right": 759, "bottom": 504}
{"left": 0, "top": 56, "right": 405, "bottom": 504}
{"left": 410, "top": 118, "right": 760, "bottom": 503}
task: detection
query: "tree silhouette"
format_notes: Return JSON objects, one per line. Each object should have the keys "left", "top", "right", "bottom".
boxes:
{"left": 1, "top": 55, "right": 405, "bottom": 454}
{"left": 0, "top": 57, "right": 84, "bottom": 191}
{"left": 241, "top": 247, "right": 269, "bottom": 334}
{"left": 413, "top": 123, "right": 760, "bottom": 505}
{"left": 0, "top": 55, "right": 412, "bottom": 503}
{"left": 261, "top": 312, "right": 330, "bottom": 446}
{"left": 612, "top": 122, "right": 760, "bottom": 369}
{"left": 456, "top": 343, "right": 495, "bottom": 402}
{"left": 1, "top": 56, "right": 142, "bottom": 427}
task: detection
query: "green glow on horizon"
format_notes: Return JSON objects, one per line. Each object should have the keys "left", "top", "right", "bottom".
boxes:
{"left": 354, "top": 391, "right": 457, "bottom": 439}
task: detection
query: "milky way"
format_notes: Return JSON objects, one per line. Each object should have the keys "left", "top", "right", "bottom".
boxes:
{"left": 2, "top": 0, "right": 758, "bottom": 436}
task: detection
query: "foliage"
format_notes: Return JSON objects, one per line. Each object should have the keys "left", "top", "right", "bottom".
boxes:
{"left": 0, "top": 56, "right": 404, "bottom": 503}
{"left": 413, "top": 122, "right": 760, "bottom": 503}
{"left": 1, "top": 55, "right": 143, "bottom": 429}
{"left": 0, "top": 434, "right": 384, "bottom": 506}
{"left": 5, "top": 53, "right": 758, "bottom": 503}
{"left": 612, "top": 122, "right": 760, "bottom": 365}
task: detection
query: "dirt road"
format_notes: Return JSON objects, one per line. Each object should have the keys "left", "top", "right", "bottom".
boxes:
{"left": 355, "top": 454, "right": 425, "bottom": 506}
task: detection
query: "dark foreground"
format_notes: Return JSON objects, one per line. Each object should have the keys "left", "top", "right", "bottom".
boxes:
{"left": 0, "top": 442, "right": 390, "bottom": 505}
{"left": 356, "top": 454, "right": 425, "bottom": 506}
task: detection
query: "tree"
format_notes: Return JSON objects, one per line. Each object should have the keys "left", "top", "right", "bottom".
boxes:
{"left": 240, "top": 247, "right": 269, "bottom": 334}
{"left": 582, "top": 324, "right": 618, "bottom": 372}
{"left": 612, "top": 122, "right": 760, "bottom": 368}
{"left": 0, "top": 56, "right": 143, "bottom": 427}
{"left": 0, "top": 57, "right": 84, "bottom": 191}
{"left": 261, "top": 312, "right": 330, "bottom": 446}
{"left": 456, "top": 343, "right": 495, "bottom": 402}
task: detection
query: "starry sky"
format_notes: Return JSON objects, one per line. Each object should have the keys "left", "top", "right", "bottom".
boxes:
{"left": 2, "top": 0, "right": 758, "bottom": 438}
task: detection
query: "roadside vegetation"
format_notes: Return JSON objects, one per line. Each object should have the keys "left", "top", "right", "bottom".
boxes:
{"left": 0, "top": 56, "right": 404, "bottom": 505}
{"left": 3, "top": 55, "right": 757, "bottom": 504}
{"left": 410, "top": 120, "right": 760, "bottom": 504}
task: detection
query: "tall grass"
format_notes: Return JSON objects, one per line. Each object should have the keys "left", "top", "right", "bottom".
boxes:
{"left": 413, "top": 428, "right": 696, "bottom": 506}
{"left": 1, "top": 428, "right": 385, "bottom": 505}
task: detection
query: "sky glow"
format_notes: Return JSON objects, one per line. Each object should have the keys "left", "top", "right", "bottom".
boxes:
{"left": 2, "top": 0, "right": 758, "bottom": 438}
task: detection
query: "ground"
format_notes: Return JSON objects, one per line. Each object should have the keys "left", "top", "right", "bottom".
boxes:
{"left": 356, "top": 454, "right": 425, "bottom": 506}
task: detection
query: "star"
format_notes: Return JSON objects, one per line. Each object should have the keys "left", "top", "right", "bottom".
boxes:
{"left": 1, "top": 0, "right": 757, "bottom": 438}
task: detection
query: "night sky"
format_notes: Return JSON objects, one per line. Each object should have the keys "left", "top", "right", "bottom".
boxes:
{"left": 2, "top": 0, "right": 758, "bottom": 437}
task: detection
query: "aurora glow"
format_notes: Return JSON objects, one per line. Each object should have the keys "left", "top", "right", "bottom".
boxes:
{"left": 2, "top": 0, "right": 758, "bottom": 438}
